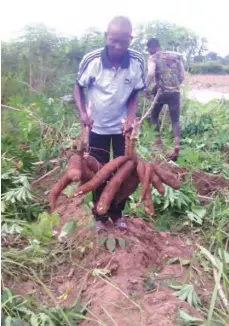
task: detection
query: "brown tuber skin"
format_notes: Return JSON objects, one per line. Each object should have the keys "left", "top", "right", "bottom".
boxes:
{"left": 136, "top": 160, "right": 145, "bottom": 184}
{"left": 96, "top": 160, "right": 136, "bottom": 215}
{"left": 72, "top": 156, "right": 129, "bottom": 197}
{"left": 154, "top": 165, "right": 181, "bottom": 190}
{"left": 84, "top": 155, "right": 103, "bottom": 173}
{"left": 49, "top": 121, "right": 182, "bottom": 217}
{"left": 143, "top": 185, "right": 154, "bottom": 217}
{"left": 49, "top": 155, "right": 97, "bottom": 211}
{"left": 151, "top": 166, "right": 165, "bottom": 195}
{"left": 140, "top": 163, "right": 152, "bottom": 201}
{"left": 49, "top": 174, "right": 72, "bottom": 212}
{"left": 115, "top": 169, "right": 139, "bottom": 204}
{"left": 67, "top": 154, "right": 82, "bottom": 181}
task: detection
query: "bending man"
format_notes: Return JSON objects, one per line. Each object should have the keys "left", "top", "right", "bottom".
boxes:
{"left": 145, "top": 38, "right": 185, "bottom": 161}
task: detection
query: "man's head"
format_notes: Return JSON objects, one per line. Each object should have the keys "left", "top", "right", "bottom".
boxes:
{"left": 147, "top": 38, "right": 160, "bottom": 55}
{"left": 105, "top": 16, "right": 133, "bottom": 60}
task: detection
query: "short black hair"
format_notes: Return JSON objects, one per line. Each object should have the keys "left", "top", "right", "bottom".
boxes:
{"left": 147, "top": 38, "right": 160, "bottom": 48}
{"left": 107, "top": 16, "right": 132, "bottom": 34}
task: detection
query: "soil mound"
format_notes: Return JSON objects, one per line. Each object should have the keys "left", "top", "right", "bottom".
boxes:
{"left": 52, "top": 198, "right": 200, "bottom": 326}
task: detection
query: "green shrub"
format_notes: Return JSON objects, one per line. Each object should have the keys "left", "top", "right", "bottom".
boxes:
{"left": 190, "top": 61, "right": 229, "bottom": 74}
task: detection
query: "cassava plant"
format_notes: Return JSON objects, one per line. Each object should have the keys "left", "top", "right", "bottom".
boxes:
{"left": 49, "top": 93, "right": 181, "bottom": 217}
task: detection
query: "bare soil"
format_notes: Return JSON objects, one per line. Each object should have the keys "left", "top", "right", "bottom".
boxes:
{"left": 186, "top": 74, "right": 229, "bottom": 93}
{"left": 6, "top": 166, "right": 229, "bottom": 325}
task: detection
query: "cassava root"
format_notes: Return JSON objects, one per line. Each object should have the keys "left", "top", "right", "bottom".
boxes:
{"left": 49, "top": 95, "right": 181, "bottom": 215}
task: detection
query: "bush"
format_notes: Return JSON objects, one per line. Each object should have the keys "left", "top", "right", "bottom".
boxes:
{"left": 190, "top": 61, "right": 229, "bottom": 74}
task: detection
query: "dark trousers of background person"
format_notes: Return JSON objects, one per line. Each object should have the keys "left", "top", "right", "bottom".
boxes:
{"left": 89, "top": 131, "right": 126, "bottom": 222}
{"left": 151, "top": 92, "right": 181, "bottom": 139}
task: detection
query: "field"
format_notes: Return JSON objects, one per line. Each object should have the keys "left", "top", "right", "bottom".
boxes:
{"left": 1, "top": 86, "right": 229, "bottom": 326}
{"left": 186, "top": 75, "right": 229, "bottom": 93}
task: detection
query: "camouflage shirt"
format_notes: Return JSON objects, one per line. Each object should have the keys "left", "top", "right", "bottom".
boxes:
{"left": 147, "top": 50, "right": 185, "bottom": 93}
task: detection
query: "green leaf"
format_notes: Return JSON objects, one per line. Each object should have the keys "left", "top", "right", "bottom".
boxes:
{"left": 179, "top": 309, "right": 203, "bottom": 323}
{"left": 63, "top": 184, "right": 77, "bottom": 198}
{"left": 218, "top": 249, "right": 229, "bottom": 264}
{"left": 106, "top": 237, "right": 116, "bottom": 252}
{"left": 166, "top": 257, "right": 179, "bottom": 264}
{"left": 98, "top": 235, "right": 107, "bottom": 245}
{"left": 179, "top": 258, "right": 191, "bottom": 266}
{"left": 58, "top": 220, "right": 77, "bottom": 239}
{"left": 144, "top": 277, "right": 156, "bottom": 292}
{"left": 172, "top": 284, "right": 202, "bottom": 309}
{"left": 191, "top": 205, "right": 206, "bottom": 219}
{"left": 4, "top": 316, "right": 25, "bottom": 326}
{"left": 118, "top": 238, "right": 126, "bottom": 248}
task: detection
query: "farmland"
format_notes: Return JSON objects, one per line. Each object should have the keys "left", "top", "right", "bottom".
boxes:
{"left": 1, "top": 22, "right": 229, "bottom": 326}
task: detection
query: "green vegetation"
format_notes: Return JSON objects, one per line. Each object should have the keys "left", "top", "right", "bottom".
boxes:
{"left": 190, "top": 62, "right": 229, "bottom": 75}
{"left": 1, "top": 22, "right": 229, "bottom": 326}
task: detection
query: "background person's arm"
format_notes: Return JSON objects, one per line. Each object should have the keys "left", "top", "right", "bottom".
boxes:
{"left": 145, "top": 56, "right": 156, "bottom": 89}
{"left": 179, "top": 59, "right": 185, "bottom": 83}
{"left": 73, "top": 55, "right": 94, "bottom": 127}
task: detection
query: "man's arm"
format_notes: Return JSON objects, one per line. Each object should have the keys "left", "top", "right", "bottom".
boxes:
{"left": 122, "top": 90, "right": 139, "bottom": 133}
{"left": 179, "top": 59, "right": 185, "bottom": 83}
{"left": 73, "top": 53, "right": 95, "bottom": 127}
{"left": 127, "top": 90, "right": 139, "bottom": 119}
{"left": 145, "top": 56, "right": 156, "bottom": 89}
{"left": 73, "top": 84, "right": 93, "bottom": 127}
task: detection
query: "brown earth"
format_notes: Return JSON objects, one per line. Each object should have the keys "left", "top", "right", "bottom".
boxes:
{"left": 49, "top": 196, "right": 203, "bottom": 326}
{"left": 186, "top": 74, "right": 229, "bottom": 93}
{"left": 5, "top": 165, "right": 229, "bottom": 325}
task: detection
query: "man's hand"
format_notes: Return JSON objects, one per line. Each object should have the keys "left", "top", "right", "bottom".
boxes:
{"left": 143, "top": 89, "right": 151, "bottom": 99}
{"left": 122, "top": 117, "right": 135, "bottom": 135}
{"left": 80, "top": 112, "right": 93, "bottom": 129}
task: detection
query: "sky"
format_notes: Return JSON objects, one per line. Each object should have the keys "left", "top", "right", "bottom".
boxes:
{"left": 1, "top": 0, "right": 228, "bottom": 56}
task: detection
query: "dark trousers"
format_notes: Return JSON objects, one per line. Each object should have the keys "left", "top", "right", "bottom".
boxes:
{"left": 151, "top": 92, "right": 180, "bottom": 138}
{"left": 89, "top": 131, "right": 126, "bottom": 222}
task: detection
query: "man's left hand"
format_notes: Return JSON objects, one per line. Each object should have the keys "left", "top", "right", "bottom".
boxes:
{"left": 122, "top": 118, "right": 135, "bottom": 135}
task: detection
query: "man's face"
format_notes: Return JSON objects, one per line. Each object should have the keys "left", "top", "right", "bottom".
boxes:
{"left": 148, "top": 46, "right": 157, "bottom": 55}
{"left": 106, "top": 28, "right": 132, "bottom": 59}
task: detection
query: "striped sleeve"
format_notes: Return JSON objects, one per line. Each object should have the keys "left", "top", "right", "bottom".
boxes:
{"left": 76, "top": 49, "right": 102, "bottom": 87}
{"left": 129, "top": 49, "right": 146, "bottom": 91}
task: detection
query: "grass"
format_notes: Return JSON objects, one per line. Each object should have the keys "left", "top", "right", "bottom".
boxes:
{"left": 1, "top": 95, "right": 229, "bottom": 325}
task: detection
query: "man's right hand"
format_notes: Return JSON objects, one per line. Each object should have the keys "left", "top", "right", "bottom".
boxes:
{"left": 80, "top": 112, "right": 93, "bottom": 129}
{"left": 143, "top": 89, "right": 151, "bottom": 99}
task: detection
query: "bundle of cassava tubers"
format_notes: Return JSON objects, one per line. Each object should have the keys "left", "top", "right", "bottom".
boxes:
{"left": 49, "top": 94, "right": 181, "bottom": 215}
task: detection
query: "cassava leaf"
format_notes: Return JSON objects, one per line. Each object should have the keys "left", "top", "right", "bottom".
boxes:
{"left": 106, "top": 237, "right": 116, "bottom": 252}
{"left": 63, "top": 184, "right": 77, "bottom": 198}
{"left": 179, "top": 309, "right": 203, "bottom": 323}
{"left": 98, "top": 235, "right": 107, "bottom": 245}
{"left": 58, "top": 220, "right": 77, "bottom": 239}
{"left": 118, "top": 238, "right": 126, "bottom": 248}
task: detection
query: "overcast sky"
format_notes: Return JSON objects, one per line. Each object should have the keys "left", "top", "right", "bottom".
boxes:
{"left": 1, "top": 0, "right": 228, "bottom": 55}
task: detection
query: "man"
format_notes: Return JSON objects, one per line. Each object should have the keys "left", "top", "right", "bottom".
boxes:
{"left": 145, "top": 38, "right": 185, "bottom": 161}
{"left": 74, "top": 16, "right": 145, "bottom": 232}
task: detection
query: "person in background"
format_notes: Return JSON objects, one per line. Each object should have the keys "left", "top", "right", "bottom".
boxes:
{"left": 74, "top": 16, "right": 145, "bottom": 233}
{"left": 145, "top": 38, "right": 185, "bottom": 161}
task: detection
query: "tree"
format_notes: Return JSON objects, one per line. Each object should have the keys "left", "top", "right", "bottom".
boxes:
{"left": 132, "top": 21, "right": 208, "bottom": 68}
{"left": 206, "top": 52, "right": 218, "bottom": 61}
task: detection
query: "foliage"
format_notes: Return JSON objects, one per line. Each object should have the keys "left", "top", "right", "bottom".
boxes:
{"left": 181, "top": 113, "right": 214, "bottom": 137}
{"left": 98, "top": 235, "right": 126, "bottom": 252}
{"left": 0, "top": 21, "right": 209, "bottom": 102}
{"left": 1, "top": 166, "right": 43, "bottom": 221}
{"left": 170, "top": 284, "right": 202, "bottom": 309}
{"left": 1, "top": 287, "right": 87, "bottom": 325}
{"left": 1, "top": 21, "right": 229, "bottom": 326}
{"left": 190, "top": 61, "right": 229, "bottom": 74}
{"left": 132, "top": 21, "right": 207, "bottom": 66}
